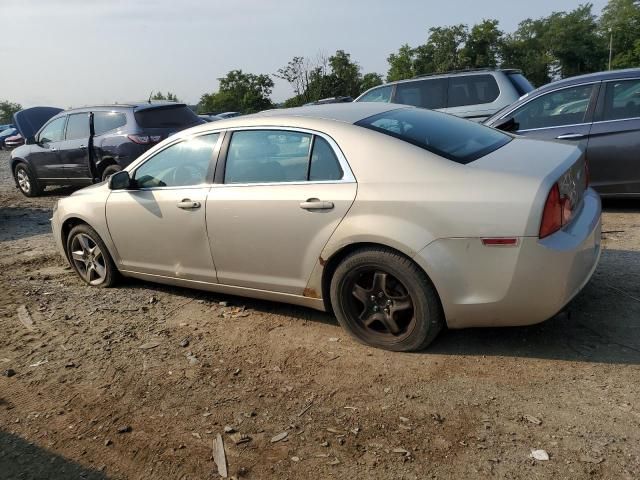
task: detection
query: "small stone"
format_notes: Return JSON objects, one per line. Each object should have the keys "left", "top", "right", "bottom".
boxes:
{"left": 65, "top": 362, "right": 76, "bottom": 369}
{"left": 3, "top": 369, "right": 16, "bottom": 377}
{"left": 179, "top": 338, "right": 190, "bottom": 348}
{"left": 219, "top": 301, "right": 229, "bottom": 307}
{"left": 338, "top": 437, "right": 345, "bottom": 446}
{"left": 271, "top": 431, "right": 288, "bottom": 443}
{"left": 530, "top": 449, "right": 549, "bottom": 461}
{"left": 117, "top": 425, "right": 132, "bottom": 434}
{"left": 320, "top": 441, "right": 329, "bottom": 447}
{"left": 523, "top": 414, "right": 542, "bottom": 425}
{"left": 399, "top": 416, "right": 410, "bottom": 423}
{"left": 148, "top": 295, "right": 158, "bottom": 304}
{"left": 233, "top": 368, "right": 241, "bottom": 376}
{"left": 291, "top": 456, "right": 300, "bottom": 462}
{"left": 224, "top": 426, "right": 236, "bottom": 433}
{"left": 384, "top": 387, "right": 392, "bottom": 394}
{"left": 104, "top": 439, "right": 112, "bottom": 446}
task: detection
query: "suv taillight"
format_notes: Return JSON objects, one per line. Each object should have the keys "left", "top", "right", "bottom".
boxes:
{"left": 127, "top": 134, "right": 150, "bottom": 144}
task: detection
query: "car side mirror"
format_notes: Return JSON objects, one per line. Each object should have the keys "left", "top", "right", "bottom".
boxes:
{"left": 108, "top": 170, "right": 132, "bottom": 190}
{"left": 493, "top": 117, "right": 518, "bottom": 132}
{"left": 26, "top": 136, "right": 36, "bottom": 145}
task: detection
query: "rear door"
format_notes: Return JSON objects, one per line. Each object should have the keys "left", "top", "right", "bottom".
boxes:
{"left": 58, "top": 112, "right": 92, "bottom": 180}
{"left": 498, "top": 82, "right": 600, "bottom": 148}
{"left": 206, "top": 129, "right": 357, "bottom": 295}
{"left": 587, "top": 77, "right": 640, "bottom": 195}
{"left": 30, "top": 116, "right": 67, "bottom": 179}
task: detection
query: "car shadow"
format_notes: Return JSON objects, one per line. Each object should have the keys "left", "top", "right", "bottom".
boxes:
{"left": 0, "top": 429, "right": 108, "bottom": 479}
{"left": 0, "top": 206, "right": 53, "bottom": 241}
{"left": 601, "top": 197, "right": 640, "bottom": 213}
{"left": 120, "top": 247, "right": 640, "bottom": 365}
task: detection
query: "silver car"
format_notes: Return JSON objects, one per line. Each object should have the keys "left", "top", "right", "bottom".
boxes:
{"left": 356, "top": 69, "right": 534, "bottom": 121}
{"left": 51, "top": 103, "right": 601, "bottom": 351}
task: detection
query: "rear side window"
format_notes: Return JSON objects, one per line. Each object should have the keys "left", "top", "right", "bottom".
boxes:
{"left": 507, "top": 73, "right": 534, "bottom": 96}
{"left": 357, "top": 85, "right": 392, "bottom": 103}
{"left": 65, "top": 113, "right": 90, "bottom": 140}
{"left": 309, "top": 137, "right": 343, "bottom": 181}
{"left": 134, "top": 106, "right": 201, "bottom": 128}
{"left": 93, "top": 112, "right": 127, "bottom": 135}
{"left": 355, "top": 108, "right": 511, "bottom": 164}
{"left": 602, "top": 79, "right": 640, "bottom": 121}
{"left": 448, "top": 75, "right": 500, "bottom": 107}
{"left": 395, "top": 79, "right": 447, "bottom": 109}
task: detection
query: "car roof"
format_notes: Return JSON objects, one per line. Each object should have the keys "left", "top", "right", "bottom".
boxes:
{"left": 247, "top": 103, "right": 407, "bottom": 124}
{"left": 383, "top": 68, "right": 521, "bottom": 87}
{"left": 63, "top": 102, "right": 189, "bottom": 114}
{"left": 536, "top": 68, "right": 640, "bottom": 92}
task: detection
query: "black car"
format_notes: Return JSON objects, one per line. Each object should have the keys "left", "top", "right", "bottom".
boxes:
{"left": 0, "top": 126, "right": 18, "bottom": 149}
{"left": 10, "top": 103, "right": 204, "bottom": 197}
{"left": 485, "top": 68, "right": 640, "bottom": 197}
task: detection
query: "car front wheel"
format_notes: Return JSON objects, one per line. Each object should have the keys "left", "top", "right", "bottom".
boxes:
{"left": 330, "top": 247, "right": 444, "bottom": 351}
{"left": 66, "top": 224, "right": 118, "bottom": 287}
{"left": 14, "top": 163, "right": 43, "bottom": 197}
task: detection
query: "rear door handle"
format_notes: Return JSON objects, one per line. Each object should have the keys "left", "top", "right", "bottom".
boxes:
{"left": 177, "top": 199, "right": 201, "bottom": 210}
{"left": 556, "top": 133, "right": 586, "bottom": 140}
{"left": 299, "top": 198, "right": 334, "bottom": 210}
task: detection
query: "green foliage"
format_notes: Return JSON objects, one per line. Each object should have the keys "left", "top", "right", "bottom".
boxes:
{"left": 501, "top": 18, "right": 554, "bottom": 86}
{"left": 150, "top": 91, "right": 179, "bottom": 102}
{"left": 386, "top": 44, "right": 416, "bottom": 81}
{"left": 0, "top": 100, "right": 22, "bottom": 124}
{"left": 600, "top": 0, "right": 640, "bottom": 68}
{"left": 199, "top": 70, "right": 274, "bottom": 114}
{"left": 329, "top": 50, "right": 362, "bottom": 98}
{"left": 360, "top": 73, "right": 384, "bottom": 93}
{"left": 462, "top": 19, "right": 503, "bottom": 68}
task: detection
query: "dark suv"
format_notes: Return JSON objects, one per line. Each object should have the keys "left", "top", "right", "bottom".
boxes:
{"left": 10, "top": 103, "right": 203, "bottom": 197}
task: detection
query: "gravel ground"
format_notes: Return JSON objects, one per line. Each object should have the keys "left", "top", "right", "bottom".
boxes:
{"left": 1, "top": 149, "right": 639, "bottom": 479}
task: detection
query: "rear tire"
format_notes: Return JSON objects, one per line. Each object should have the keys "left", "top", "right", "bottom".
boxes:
{"left": 14, "top": 162, "right": 43, "bottom": 197}
{"left": 101, "top": 164, "right": 122, "bottom": 182}
{"left": 330, "top": 247, "right": 444, "bottom": 351}
{"left": 66, "top": 224, "right": 118, "bottom": 288}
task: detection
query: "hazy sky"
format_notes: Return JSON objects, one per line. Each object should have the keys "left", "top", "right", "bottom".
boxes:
{"left": 0, "top": 0, "right": 608, "bottom": 108}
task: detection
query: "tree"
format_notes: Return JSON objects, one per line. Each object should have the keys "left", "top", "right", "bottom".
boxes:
{"left": 360, "top": 73, "right": 384, "bottom": 94}
{"left": 150, "top": 91, "right": 179, "bottom": 102}
{"left": 199, "top": 70, "right": 274, "bottom": 114}
{"left": 599, "top": 0, "right": 640, "bottom": 68}
{"left": 386, "top": 44, "right": 416, "bottom": 81}
{"left": 414, "top": 24, "right": 469, "bottom": 74}
{"left": 462, "top": 19, "right": 503, "bottom": 68}
{"left": 501, "top": 18, "right": 554, "bottom": 86}
{"left": 328, "top": 50, "right": 362, "bottom": 98}
{"left": 0, "top": 100, "right": 22, "bottom": 124}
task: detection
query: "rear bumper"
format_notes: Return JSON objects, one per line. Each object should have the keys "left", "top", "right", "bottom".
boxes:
{"left": 414, "top": 188, "right": 601, "bottom": 328}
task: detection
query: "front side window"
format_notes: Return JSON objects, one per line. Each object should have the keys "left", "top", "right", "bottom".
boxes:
{"left": 510, "top": 84, "right": 595, "bottom": 131}
{"left": 38, "top": 117, "right": 66, "bottom": 144}
{"left": 358, "top": 85, "right": 392, "bottom": 103}
{"left": 134, "top": 133, "right": 219, "bottom": 188}
{"left": 94, "top": 111, "right": 127, "bottom": 135}
{"left": 602, "top": 79, "right": 640, "bottom": 121}
{"left": 356, "top": 107, "right": 511, "bottom": 164}
{"left": 66, "top": 113, "right": 90, "bottom": 140}
{"left": 395, "top": 79, "right": 447, "bottom": 110}
{"left": 448, "top": 75, "right": 500, "bottom": 107}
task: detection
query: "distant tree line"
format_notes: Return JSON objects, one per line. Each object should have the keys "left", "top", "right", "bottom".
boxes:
{"left": 2, "top": 0, "right": 638, "bottom": 118}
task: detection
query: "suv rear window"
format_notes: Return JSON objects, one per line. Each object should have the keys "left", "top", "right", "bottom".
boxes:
{"left": 134, "top": 106, "right": 201, "bottom": 128}
{"left": 507, "top": 73, "right": 534, "bottom": 96}
{"left": 355, "top": 108, "right": 511, "bottom": 164}
{"left": 448, "top": 74, "right": 500, "bottom": 107}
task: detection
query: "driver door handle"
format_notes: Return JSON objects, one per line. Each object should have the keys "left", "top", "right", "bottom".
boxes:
{"left": 177, "top": 199, "right": 201, "bottom": 210}
{"left": 556, "top": 133, "right": 586, "bottom": 140}
{"left": 300, "top": 198, "right": 334, "bottom": 210}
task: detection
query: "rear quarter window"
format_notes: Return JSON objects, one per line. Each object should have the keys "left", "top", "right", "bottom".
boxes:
{"left": 448, "top": 74, "right": 500, "bottom": 107}
{"left": 355, "top": 107, "right": 511, "bottom": 164}
{"left": 134, "top": 106, "right": 202, "bottom": 128}
{"left": 93, "top": 111, "right": 127, "bottom": 135}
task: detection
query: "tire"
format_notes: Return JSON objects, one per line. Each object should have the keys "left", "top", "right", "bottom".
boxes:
{"left": 66, "top": 224, "right": 118, "bottom": 288}
{"left": 101, "top": 164, "right": 122, "bottom": 182}
{"left": 13, "top": 162, "right": 43, "bottom": 197}
{"left": 330, "top": 247, "right": 444, "bottom": 351}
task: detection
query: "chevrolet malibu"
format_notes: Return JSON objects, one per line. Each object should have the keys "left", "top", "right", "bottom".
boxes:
{"left": 51, "top": 103, "right": 601, "bottom": 351}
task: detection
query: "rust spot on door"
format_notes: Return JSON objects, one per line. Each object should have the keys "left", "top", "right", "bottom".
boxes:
{"left": 303, "top": 287, "right": 320, "bottom": 298}
{"left": 318, "top": 256, "right": 327, "bottom": 266}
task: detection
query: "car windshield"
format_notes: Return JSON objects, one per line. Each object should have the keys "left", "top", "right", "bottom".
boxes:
{"left": 134, "top": 105, "right": 202, "bottom": 128}
{"left": 355, "top": 108, "right": 511, "bottom": 164}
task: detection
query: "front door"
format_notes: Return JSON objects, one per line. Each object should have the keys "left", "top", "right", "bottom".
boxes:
{"left": 30, "top": 116, "right": 67, "bottom": 179}
{"left": 105, "top": 132, "right": 221, "bottom": 281}
{"left": 207, "top": 129, "right": 357, "bottom": 295}
{"left": 587, "top": 77, "right": 640, "bottom": 195}
{"left": 58, "top": 112, "right": 92, "bottom": 180}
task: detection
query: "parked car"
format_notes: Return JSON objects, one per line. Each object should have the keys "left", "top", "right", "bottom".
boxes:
{"left": 216, "top": 111, "right": 241, "bottom": 119}
{"left": 485, "top": 68, "right": 640, "bottom": 197}
{"left": 0, "top": 127, "right": 18, "bottom": 149}
{"left": 0, "top": 123, "right": 15, "bottom": 131}
{"left": 304, "top": 96, "right": 353, "bottom": 106}
{"left": 4, "top": 133, "right": 24, "bottom": 149}
{"left": 51, "top": 103, "right": 600, "bottom": 351}
{"left": 199, "top": 114, "right": 223, "bottom": 122}
{"left": 10, "top": 103, "right": 204, "bottom": 197}
{"left": 356, "top": 68, "right": 534, "bottom": 121}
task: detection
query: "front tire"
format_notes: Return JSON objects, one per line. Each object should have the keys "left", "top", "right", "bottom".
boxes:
{"left": 330, "top": 247, "right": 444, "bottom": 351}
{"left": 66, "top": 224, "right": 118, "bottom": 287}
{"left": 14, "top": 163, "right": 43, "bottom": 197}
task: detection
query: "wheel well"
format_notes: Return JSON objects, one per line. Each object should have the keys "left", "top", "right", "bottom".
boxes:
{"left": 320, "top": 242, "right": 428, "bottom": 313}
{"left": 97, "top": 158, "right": 117, "bottom": 177}
{"left": 60, "top": 218, "right": 90, "bottom": 257}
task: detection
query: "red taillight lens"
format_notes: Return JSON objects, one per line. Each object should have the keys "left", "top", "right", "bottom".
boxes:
{"left": 127, "top": 134, "right": 150, "bottom": 144}
{"left": 539, "top": 183, "right": 562, "bottom": 238}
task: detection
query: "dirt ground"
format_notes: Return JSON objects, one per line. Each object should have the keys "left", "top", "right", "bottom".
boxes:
{"left": 0, "top": 149, "right": 639, "bottom": 480}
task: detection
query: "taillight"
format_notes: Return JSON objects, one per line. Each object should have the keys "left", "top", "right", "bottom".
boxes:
{"left": 539, "top": 183, "right": 562, "bottom": 238}
{"left": 127, "top": 134, "right": 150, "bottom": 144}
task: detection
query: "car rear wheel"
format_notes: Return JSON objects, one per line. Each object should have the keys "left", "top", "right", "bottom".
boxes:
{"left": 66, "top": 224, "right": 118, "bottom": 287}
{"left": 14, "top": 163, "right": 43, "bottom": 197}
{"left": 101, "top": 165, "right": 122, "bottom": 182}
{"left": 330, "top": 247, "right": 444, "bottom": 351}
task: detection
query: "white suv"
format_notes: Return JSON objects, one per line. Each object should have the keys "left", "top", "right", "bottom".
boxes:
{"left": 355, "top": 69, "right": 534, "bottom": 122}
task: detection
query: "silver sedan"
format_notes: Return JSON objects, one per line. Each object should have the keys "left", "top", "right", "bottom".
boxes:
{"left": 51, "top": 103, "right": 601, "bottom": 351}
